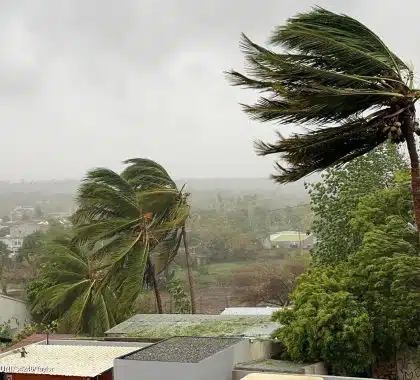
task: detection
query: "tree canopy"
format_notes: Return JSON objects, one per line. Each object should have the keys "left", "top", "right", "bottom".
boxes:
{"left": 227, "top": 6, "right": 420, "bottom": 229}
{"left": 306, "top": 144, "right": 408, "bottom": 264}
{"left": 273, "top": 164, "right": 420, "bottom": 376}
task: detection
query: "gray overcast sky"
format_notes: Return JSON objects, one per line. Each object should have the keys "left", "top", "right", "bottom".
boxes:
{"left": 1, "top": 0, "right": 419, "bottom": 181}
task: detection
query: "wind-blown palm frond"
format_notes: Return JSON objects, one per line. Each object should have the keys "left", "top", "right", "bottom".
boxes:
{"left": 122, "top": 158, "right": 177, "bottom": 190}
{"left": 31, "top": 238, "right": 117, "bottom": 335}
{"left": 255, "top": 114, "right": 388, "bottom": 181}
{"left": 226, "top": 7, "right": 420, "bottom": 183}
{"left": 72, "top": 158, "right": 191, "bottom": 313}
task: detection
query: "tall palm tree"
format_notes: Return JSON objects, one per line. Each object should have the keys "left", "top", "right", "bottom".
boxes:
{"left": 72, "top": 160, "right": 195, "bottom": 314}
{"left": 226, "top": 7, "right": 420, "bottom": 230}
{"left": 31, "top": 237, "right": 117, "bottom": 335}
{"left": 121, "top": 158, "right": 197, "bottom": 314}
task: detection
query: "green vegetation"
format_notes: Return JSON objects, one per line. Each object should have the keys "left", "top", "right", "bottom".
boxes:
{"left": 25, "top": 158, "right": 195, "bottom": 333}
{"left": 128, "top": 316, "right": 273, "bottom": 339}
{"left": 228, "top": 6, "right": 420, "bottom": 231}
{"left": 306, "top": 144, "right": 407, "bottom": 265}
{"left": 272, "top": 153, "right": 418, "bottom": 375}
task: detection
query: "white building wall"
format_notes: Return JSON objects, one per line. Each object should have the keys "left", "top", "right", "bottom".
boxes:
{"left": 0, "top": 295, "right": 31, "bottom": 333}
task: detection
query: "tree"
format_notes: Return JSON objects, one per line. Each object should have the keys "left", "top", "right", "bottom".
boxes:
{"left": 121, "top": 158, "right": 197, "bottom": 313}
{"left": 0, "top": 242, "right": 11, "bottom": 294}
{"left": 272, "top": 184, "right": 420, "bottom": 376}
{"left": 29, "top": 237, "right": 117, "bottom": 335}
{"left": 307, "top": 144, "right": 407, "bottom": 264}
{"left": 34, "top": 205, "right": 44, "bottom": 219}
{"left": 227, "top": 7, "right": 420, "bottom": 230}
{"left": 72, "top": 159, "right": 195, "bottom": 314}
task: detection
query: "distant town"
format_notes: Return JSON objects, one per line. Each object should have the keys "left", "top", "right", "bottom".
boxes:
{"left": 0, "top": 205, "right": 72, "bottom": 255}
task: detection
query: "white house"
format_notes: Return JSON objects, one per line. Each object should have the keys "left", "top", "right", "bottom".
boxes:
{"left": 0, "top": 294, "right": 31, "bottom": 334}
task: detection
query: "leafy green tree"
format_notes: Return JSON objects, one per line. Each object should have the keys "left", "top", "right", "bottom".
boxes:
{"left": 17, "top": 231, "right": 44, "bottom": 263}
{"left": 0, "top": 242, "right": 11, "bottom": 294}
{"left": 306, "top": 144, "right": 407, "bottom": 264}
{"left": 273, "top": 186, "right": 420, "bottom": 375}
{"left": 30, "top": 237, "right": 117, "bottom": 335}
{"left": 72, "top": 159, "right": 194, "bottom": 314}
{"left": 167, "top": 278, "right": 191, "bottom": 314}
{"left": 227, "top": 7, "right": 420, "bottom": 230}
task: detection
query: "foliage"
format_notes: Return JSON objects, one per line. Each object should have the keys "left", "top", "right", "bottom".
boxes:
{"left": 273, "top": 182, "right": 420, "bottom": 375}
{"left": 167, "top": 278, "right": 191, "bottom": 313}
{"left": 306, "top": 144, "right": 407, "bottom": 264}
{"left": 227, "top": 7, "right": 418, "bottom": 184}
{"left": 72, "top": 159, "right": 191, "bottom": 313}
{"left": 29, "top": 236, "right": 118, "bottom": 335}
{"left": 0, "top": 241, "right": 11, "bottom": 294}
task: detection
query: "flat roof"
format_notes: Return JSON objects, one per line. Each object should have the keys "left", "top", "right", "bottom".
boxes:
{"left": 122, "top": 337, "right": 241, "bottom": 363}
{"left": 220, "top": 307, "right": 281, "bottom": 315}
{"left": 105, "top": 314, "right": 280, "bottom": 340}
{"left": 0, "top": 344, "right": 140, "bottom": 377}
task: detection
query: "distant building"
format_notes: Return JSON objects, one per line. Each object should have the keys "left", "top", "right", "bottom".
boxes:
{"left": 220, "top": 307, "right": 282, "bottom": 316}
{"left": 9, "top": 206, "right": 36, "bottom": 222}
{"left": 263, "top": 231, "right": 315, "bottom": 249}
{"left": 0, "top": 222, "right": 49, "bottom": 255}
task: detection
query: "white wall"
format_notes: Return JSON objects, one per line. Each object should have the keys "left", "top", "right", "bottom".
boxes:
{"left": 0, "top": 295, "right": 31, "bottom": 333}
{"left": 113, "top": 340, "right": 250, "bottom": 380}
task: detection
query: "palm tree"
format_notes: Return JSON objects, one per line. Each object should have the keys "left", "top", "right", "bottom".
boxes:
{"left": 72, "top": 159, "right": 195, "bottom": 314}
{"left": 226, "top": 7, "right": 420, "bottom": 230}
{"left": 31, "top": 237, "right": 117, "bottom": 335}
{"left": 121, "top": 158, "right": 197, "bottom": 314}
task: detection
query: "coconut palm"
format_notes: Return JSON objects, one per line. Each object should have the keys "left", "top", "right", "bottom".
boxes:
{"left": 121, "top": 158, "right": 197, "bottom": 313}
{"left": 30, "top": 237, "right": 117, "bottom": 335}
{"left": 227, "top": 7, "right": 420, "bottom": 229}
{"left": 72, "top": 159, "right": 195, "bottom": 314}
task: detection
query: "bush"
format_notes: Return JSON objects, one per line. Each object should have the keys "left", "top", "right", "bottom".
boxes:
{"left": 273, "top": 217, "right": 420, "bottom": 376}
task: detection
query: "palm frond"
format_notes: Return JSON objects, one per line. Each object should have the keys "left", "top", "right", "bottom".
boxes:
{"left": 226, "top": 7, "right": 417, "bottom": 181}
{"left": 227, "top": 32, "right": 407, "bottom": 124}
{"left": 122, "top": 158, "right": 176, "bottom": 190}
{"left": 256, "top": 115, "right": 388, "bottom": 183}
{"left": 270, "top": 7, "right": 409, "bottom": 78}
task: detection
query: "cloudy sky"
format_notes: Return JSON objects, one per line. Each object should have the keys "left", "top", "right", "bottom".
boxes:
{"left": 1, "top": 0, "right": 419, "bottom": 181}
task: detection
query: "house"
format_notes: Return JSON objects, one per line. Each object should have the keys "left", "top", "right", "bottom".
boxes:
{"left": 0, "top": 338, "right": 147, "bottom": 380}
{"left": 0, "top": 335, "right": 76, "bottom": 354}
{"left": 0, "top": 295, "right": 31, "bottom": 335}
{"left": 265, "top": 231, "right": 315, "bottom": 250}
{"left": 114, "top": 336, "right": 249, "bottom": 380}
{"left": 0, "top": 222, "right": 48, "bottom": 255}
{"left": 220, "top": 307, "right": 281, "bottom": 316}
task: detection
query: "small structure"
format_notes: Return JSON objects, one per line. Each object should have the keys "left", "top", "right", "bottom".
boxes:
{"left": 220, "top": 307, "right": 281, "bottom": 316}
{"left": 267, "top": 231, "right": 314, "bottom": 249}
{"left": 114, "top": 336, "right": 248, "bottom": 380}
{"left": 0, "top": 342, "right": 144, "bottom": 380}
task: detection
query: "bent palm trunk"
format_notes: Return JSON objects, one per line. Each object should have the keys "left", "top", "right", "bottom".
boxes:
{"left": 147, "top": 257, "right": 163, "bottom": 313}
{"left": 182, "top": 227, "right": 197, "bottom": 314}
{"left": 403, "top": 107, "right": 420, "bottom": 239}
